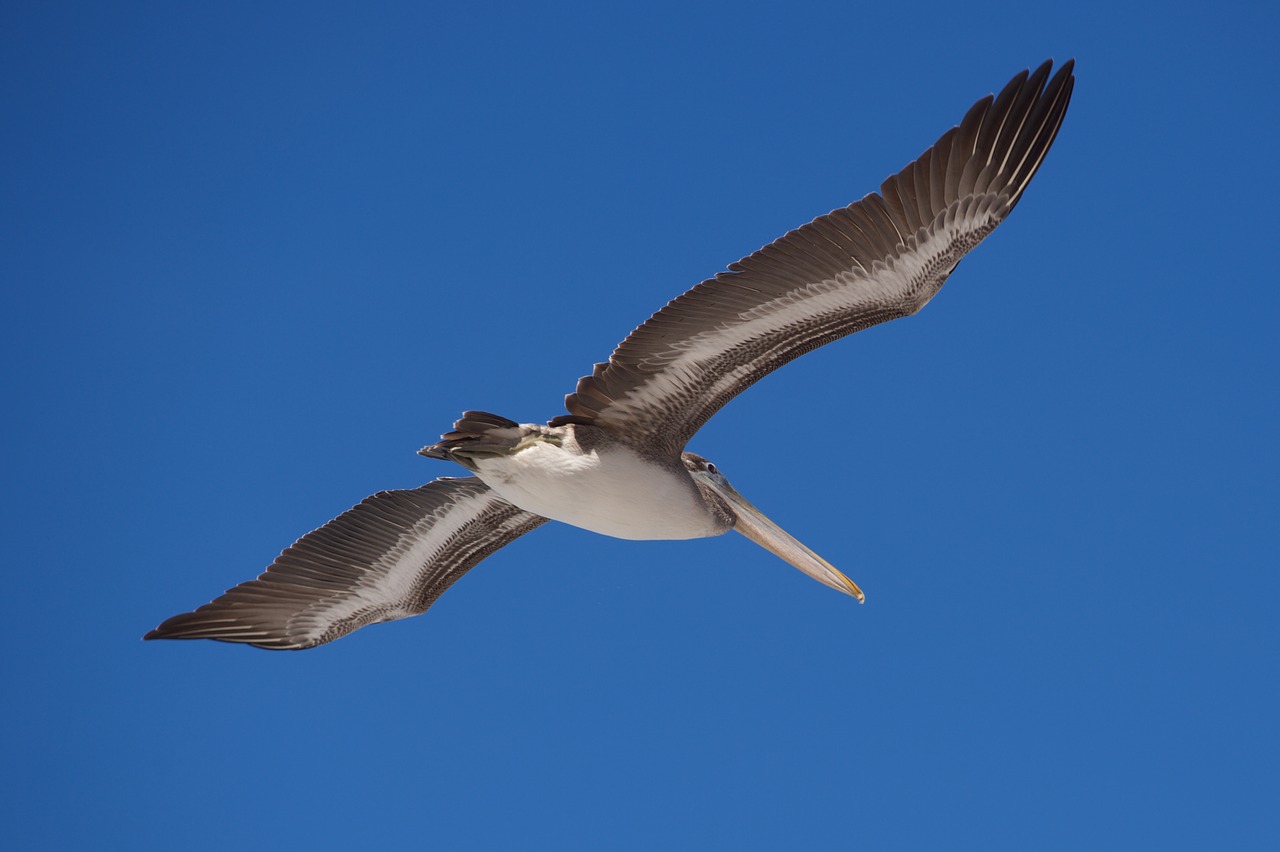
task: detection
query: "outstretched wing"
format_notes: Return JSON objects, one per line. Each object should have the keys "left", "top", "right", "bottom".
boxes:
{"left": 145, "top": 477, "right": 547, "bottom": 650}
{"left": 555, "top": 60, "right": 1074, "bottom": 455}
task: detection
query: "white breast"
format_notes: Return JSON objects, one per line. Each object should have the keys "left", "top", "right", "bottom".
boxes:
{"left": 471, "top": 430, "right": 719, "bottom": 541}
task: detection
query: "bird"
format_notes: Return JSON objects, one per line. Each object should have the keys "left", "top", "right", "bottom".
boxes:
{"left": 145, "top": 60, "right": 1074, "bottom": 650}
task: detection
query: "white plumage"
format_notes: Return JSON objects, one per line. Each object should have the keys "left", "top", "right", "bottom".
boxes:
{"left": 473, "top": 426, "right": 718, "bottom": 540}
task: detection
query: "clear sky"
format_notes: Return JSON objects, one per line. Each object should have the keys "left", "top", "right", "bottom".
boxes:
{"left": 4, "top": 1, "right": 1277, "bottom": 849}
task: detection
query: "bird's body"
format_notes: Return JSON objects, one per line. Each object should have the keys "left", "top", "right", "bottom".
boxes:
{"left": 146, "top": 60, "right": 1075, "bottom": 650}
{"left": 458, "top": 421, "right": 724, "bottom": 541}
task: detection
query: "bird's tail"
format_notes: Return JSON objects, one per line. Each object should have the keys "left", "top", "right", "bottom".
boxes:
{"left": 419, "top": 411, "right": 526, "bottom": 470}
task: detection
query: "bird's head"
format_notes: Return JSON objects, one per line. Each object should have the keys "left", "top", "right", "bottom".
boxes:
{"left": 681, "top": 452, "right": 864, "bottom": 602}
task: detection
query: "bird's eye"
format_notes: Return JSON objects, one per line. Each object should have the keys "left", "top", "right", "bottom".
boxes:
{"left": 706, "top": 463, "right": 718, "bottom": 475}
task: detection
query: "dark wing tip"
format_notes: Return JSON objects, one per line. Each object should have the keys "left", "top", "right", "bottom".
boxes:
{"left": 142, "top": 609, "right": 315, "bottom": 650}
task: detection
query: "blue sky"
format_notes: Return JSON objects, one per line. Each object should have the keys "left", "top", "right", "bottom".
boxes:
{"left": 4, "top": 1, "right": 1277, "bottom": 849}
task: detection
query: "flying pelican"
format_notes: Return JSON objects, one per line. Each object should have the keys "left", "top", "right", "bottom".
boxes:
{"left": 146, "top": 60, "right": 1074, "bottom": 650}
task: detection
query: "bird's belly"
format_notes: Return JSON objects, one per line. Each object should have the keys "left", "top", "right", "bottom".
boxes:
{"left": 471, "top": 442, "right": 718, "bottom": 541}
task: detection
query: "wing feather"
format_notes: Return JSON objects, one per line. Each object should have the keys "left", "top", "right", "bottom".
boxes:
{"left": 555, "top": 60, "right": 1073, "bottom": 454}
{"left": 145, "top": 477, "right": 547, "bottom": 650}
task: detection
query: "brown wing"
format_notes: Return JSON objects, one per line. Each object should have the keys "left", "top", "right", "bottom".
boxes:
{"left": 554, "top": 60, "right": 1074, "bottom": 455}
{"left": 145, "top": 477, "right": 547, "bottom": 650}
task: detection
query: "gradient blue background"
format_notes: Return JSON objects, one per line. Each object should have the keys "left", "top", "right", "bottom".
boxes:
{"left": 5, "top": 1, "right": 1277, "bottom": 849}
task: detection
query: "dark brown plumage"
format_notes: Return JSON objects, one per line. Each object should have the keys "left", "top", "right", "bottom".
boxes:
{"left": 146, "top": 478, "right": 545, "bottom": 649}
{"left": 555, "top": 60, "right": 1073, "bottom": 455}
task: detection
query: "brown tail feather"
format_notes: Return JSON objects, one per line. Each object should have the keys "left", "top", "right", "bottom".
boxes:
{"left": 419, "top": 410, "right": 524, "bottom": 469}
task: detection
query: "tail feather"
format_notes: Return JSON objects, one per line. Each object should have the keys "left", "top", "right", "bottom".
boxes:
{"left": 419, "top": 410, "right": 525, "bottom": 468}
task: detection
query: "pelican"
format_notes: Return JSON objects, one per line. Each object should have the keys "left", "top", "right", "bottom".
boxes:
{"left": 146, "top": 60, "right": 1074, "bottom": 650}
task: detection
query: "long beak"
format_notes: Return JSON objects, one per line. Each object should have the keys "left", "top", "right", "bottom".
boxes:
{"left": 704, "top": 477, "right": 864, "bottom": 602}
